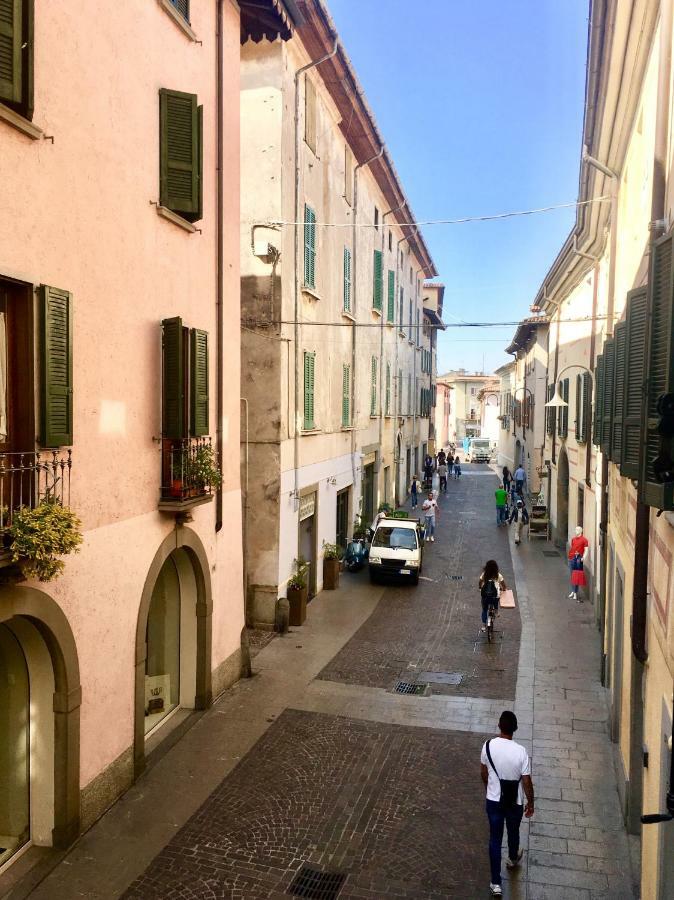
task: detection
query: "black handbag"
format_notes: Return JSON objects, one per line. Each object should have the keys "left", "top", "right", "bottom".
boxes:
{"left": 486, "top": 740, "right": 521, "bottom": 808}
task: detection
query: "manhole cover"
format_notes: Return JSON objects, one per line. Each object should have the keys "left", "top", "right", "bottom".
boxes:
{"left": 288, "top": 866, "right": 346, "bottom": 899}
{"left": 448, "top": 574, "right": 464, "bottom": 581}
{"left": 393, "top": 681, "right": 428, "bottom": 695}
{"left": 542, "top": 550, "right": 561, "bottom": 557}
{"left": 417, "top": 671, "right": 463, "bottom": 685}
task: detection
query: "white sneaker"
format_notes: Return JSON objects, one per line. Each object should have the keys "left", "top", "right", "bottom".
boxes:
{"left": 506, "top": 848, "right": 523, "bottom": 869}
{"left": 490, "top": 885, "right": 502, "bottom": 897}
{"left": 480, "top": 625, "right": 486, "bottom": 632}
{"left": 430, "top": 536, "right": 435, "bottom": 542}
{"left": 568, "top": 592, "right": 575, "bottom": 599}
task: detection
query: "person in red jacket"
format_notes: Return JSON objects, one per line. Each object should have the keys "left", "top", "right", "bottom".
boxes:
{"left": 568, "top": 526, "right": 589, "bottom": 602}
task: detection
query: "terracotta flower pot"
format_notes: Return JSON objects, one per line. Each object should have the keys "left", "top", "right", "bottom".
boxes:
{"left": 287, "top": 585, "right": 307, "bottom": 626}
{"left": 323, "top": 557, "right": 340, "bottom": 590}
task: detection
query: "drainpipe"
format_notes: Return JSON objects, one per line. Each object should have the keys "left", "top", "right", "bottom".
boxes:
{"left": 350, "top": 145, "right": 384, "bottom": 517}
{"left": 380, "top": 200, "right": 405, "bottom": 501}
{"left": 586, "top": 262, "right": 599, "bottom": 489}
{"left": 215, "top": 0, "right": 224, "bottom": 532}
{"left": 292, "top": 40, "right": 338, "bottom": 517}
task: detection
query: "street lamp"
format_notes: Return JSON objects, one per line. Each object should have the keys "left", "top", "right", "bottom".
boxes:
{"left": 545, "top": 364, "right": 595, "bottom": 408}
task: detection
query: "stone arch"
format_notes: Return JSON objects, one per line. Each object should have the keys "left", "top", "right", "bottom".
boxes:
{"left": 556, "top": 447, "right": 570, "bottom": 547}
{"left": 134, "top": 526, "right": 212, "bottom": 777}
{"left": 0, "top": 585, "right": 81, "bottom": 849}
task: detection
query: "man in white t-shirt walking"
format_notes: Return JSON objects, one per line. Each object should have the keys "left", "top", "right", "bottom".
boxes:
{"left": 480, "top": 710, "right": 535, "bottom": 896}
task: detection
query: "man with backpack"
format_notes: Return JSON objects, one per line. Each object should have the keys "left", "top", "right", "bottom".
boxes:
{"left": 480, "top": 711, "right": 535, "bottom": 896}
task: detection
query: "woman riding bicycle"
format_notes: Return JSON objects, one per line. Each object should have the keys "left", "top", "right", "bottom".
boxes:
{"left": 479, "top": 559, "right": 507, "bottom": 633}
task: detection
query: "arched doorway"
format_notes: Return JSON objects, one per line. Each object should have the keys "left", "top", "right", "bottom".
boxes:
{"left": 134, "top": 528, "right": 212, "bottom": 776}
{"left": 0, "top": 587, "right": 81, "bottom": 869}
{"left": 556, "top": 448, "right": 570, "bottom": 547}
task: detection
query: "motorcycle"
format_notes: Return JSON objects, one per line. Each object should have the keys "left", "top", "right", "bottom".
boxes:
{"left": 344, "top": 535, "right": 370, "bottom": 572}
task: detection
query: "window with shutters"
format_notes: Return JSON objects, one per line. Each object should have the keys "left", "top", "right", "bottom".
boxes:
{"left": 407, "top": 373, "right": 412, "bottom": 415}
{"left": 160, "top": 318, "right": 215, "bottom": 508}
{"left": 370, "top": 356, "right": 378, "bottom": 416}
{"left": 341, "top": 363, "right": 350, "bottom": 427}
{"left": 385, "top": 362, "right": 391, "bottom": 415}
{"left": 593, "top": 356, "right": 604, "bottom": 447}
{"left": 387, "top": 270, "right": 395, "bottom": 322}
{"left": 399, "top": 288, "right": 404, "bottom": 333}
{"left": 344, "top": 145, "right": 354, "bottom": 205}
{"left": 0, "top": 0, "right": 34, "bottom": 121}
{"left": 557, "top": 378, "right": 569, "bottom": 438}
{"left": 621, "top": 286, "right": 647, "bottom": 479}
{"left": 408, "top": 300, "right": 412, "bottom": 340}
{"left": 304, "top": 352, "right": 316, "bottom": 430}
{"left": 372, "top": 250, "right": 383, "bottom": 310}
{"left": 303, "top": 205, "right": 316, "bottom": 289}
{"left": 611, "top": 321, "right": 627, "bottom": 465}
{"left": 416, "top": 309, "right": 420, "bottom": 347}
{"left": 305, "top": 76, "right": 316, "bottom": 153}
{"left": 169, "top": 0, "right": 189, "bottom": 21}
{"left": 159, "top": 89, "right": 203, "bottom": 223}
{"left": 343, "top": 247, "right": 351, "bottom": 313}
{"left": 374, "top": 207, "right": 379, "bottom": 230}
{"left": 601, "top": 340, "right": 615, "bottom": 458}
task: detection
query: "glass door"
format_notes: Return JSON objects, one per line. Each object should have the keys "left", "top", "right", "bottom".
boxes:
{"left": 144, "top": 556, "right": 181, "bottom": 735}
{"left": 0, "top": 624, "right": 30, "bottom": 867}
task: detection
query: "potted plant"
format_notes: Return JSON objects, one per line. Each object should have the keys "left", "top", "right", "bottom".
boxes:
{"left": 322, "top": 541, "right": 342, "bottom": 590}
{"left": 8, "top": 495, "right": 83, "bottom": 582}
{"left": 186, "top": 443, "right": 223, "bottom": 494}
{"left": 378, "top": 502, "right": 393, "bottom": 515}
{"left": 287, "top": 557, "right": 309, "bottom": 626}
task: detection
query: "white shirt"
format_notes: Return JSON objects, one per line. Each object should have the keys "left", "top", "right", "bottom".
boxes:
{"left": 481, "top": 736, "right": 531, "bottom": 804}
{"left": 422, "top": 498, "right": 437, "bottom": 518}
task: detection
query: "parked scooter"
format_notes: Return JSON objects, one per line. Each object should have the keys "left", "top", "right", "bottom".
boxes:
{"left": 344, "top": 535, "right": 370, "bottom": 572}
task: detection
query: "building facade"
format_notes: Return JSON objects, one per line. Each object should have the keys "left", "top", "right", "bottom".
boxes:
{"left": 518, "top": 3, "right": 674, "bottom": 896}
{"left": 240, "top": 0, "right": 439, "bottom": 627}
{"left": 495, "top": 360, "right": 516, "bottom": 472}
{"left": 0, "top": 0, "right": 292, "bottom": 883}
{"left": 437, "top": 371, "right": 495, "bottom": 447}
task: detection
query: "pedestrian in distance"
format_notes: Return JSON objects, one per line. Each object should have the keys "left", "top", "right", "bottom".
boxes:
{"left": 513, "top": 464, "right": 527, "bottom": 497}
{"left": 568, "top": 525, "right": 589, "bottom": 602}
{"left": 479, "top": 560, "right": 506, "bottom": 632}
{"left": 509, "top": 498, "right": 529, "bottom": 545}
{"left": 453, "top": 455, "right": 462, "bottom": 478}
{"left": 447, "top": 450, "right": 454, "bottom": 470}
{"left": 502, "top": 466, "right": 512, "bottom": 493}
{"left": 480, "top": 710, "right": 534, "bottom": 896}
{"left": 410, "top": 474, "right": 420, "bottom": 509}
{"left": 422, "top": 490, "right": 438, "bottom": 542}
{"left": 437, "top": 447, "right": 446, "bottom": 468}
{"left": 438, "top": 460, "right": 448, "bottom": 493}
{"left": 495, "top": 483, "right": 508, "bottom": 526}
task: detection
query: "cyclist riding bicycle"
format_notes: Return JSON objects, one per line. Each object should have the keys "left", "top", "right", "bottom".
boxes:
{"left": 479, "top": 560, "right": 507, "bottom": 633}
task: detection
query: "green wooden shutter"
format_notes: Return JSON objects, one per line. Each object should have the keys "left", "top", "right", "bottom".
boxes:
{"left": 343, "top": 247, "right": 351, "bottom": 312}
{"left": 593, "top": 356, "right": 604, "bottom": 446}
{"left": 611, "top": 321, "right": 627, "bottom": 465}
{"left": 581, "top": 372, "right": 591, "bottom": 443}
{"left": 416, "top": 310, "right": 420, "bottom": 347}
{"left": 601, "top": 339, "right": 615, "bottom": 457}
{"left": 372, "top": 250, "right": 383, "bottom": 310}
{"left": 575, "top": 374, "right": 582, "bottom": 441}
{"left": 387, "top": 270, "right": 395, "bottom": 322}
{"left": 557, "top": 379, "right": 569, "bottom": 438}
{"left": 546, "top": 384, "right": 553, "bottom": 435}
{"left": 162, "top": 317, "right": 186, "bottom": 439}
{"left": 190, "top": 328, "right": 209, "bottom": 436}
{"left": 642, "top": 233, "right": 674, "bottom": 507}
{"left": 303, "top": 352, "right": 315, "bottom": 430}
{"left": 0, "top": 0, "right": 22, "bottom": 105}
{"left": 386, "top": 362, "right": 391, "bottom": 415}
{"left": 159, "top": 89, "right": 201, "bottom": 220}
{"left": 304, "top": 205, "right": 316, "bottom": 288}
{"left": 370, "top": 356, "right": 377, "bottom": 415}
{"left": 621, "top": 286, "right": 648, "bottom": 479}
{"left": 40, "top": 285, "right": 73, "bottom": 448}
{"left": 169, "top": 0, "right": 190, "bottom": 20}
{"left": 342, "top": 363, "right": 350, "bottom": 426}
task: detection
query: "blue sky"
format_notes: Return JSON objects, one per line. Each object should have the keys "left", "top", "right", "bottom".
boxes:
{"left": 327, "top": 0, "right": 589, "bottom": 374}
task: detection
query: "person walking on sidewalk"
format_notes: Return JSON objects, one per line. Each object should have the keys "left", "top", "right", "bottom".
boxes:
{"left": 480, "top": 710, "right": 535, "bottom": 896}
{"left": 568, "top": 525, "right": 589, "bottom": 601}
{"left": 509, "top": 498, "right": 529, "bottom": 545}
{"left": 478, "top": 560, "right": 506, "bottom": 631}
{"left": 502, "top": 466, "right": 512, "bottom": 494}
{"left": 495, "top": 484, "right": 508, "bottom": 526}
{"left": 453, "top": 455, "right": 462, "bottom": 479}
{"left": 422, "top": 491, "right": 438, "bottom": 542}
{"left": 410, "top": 474, "right": 420, "bottom": 509}
{"left": 513, "top": 464, "right": 527, "bottom": 497}
{"left": 438, "top": 460, "right": 448, "bottom": 493}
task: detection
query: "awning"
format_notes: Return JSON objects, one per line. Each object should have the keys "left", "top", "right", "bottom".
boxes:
{"left": 240, "top": 0, "right": 300, "bottom": 44}
{"left": 423, "top": 307, "right": 446, "bottom": 330}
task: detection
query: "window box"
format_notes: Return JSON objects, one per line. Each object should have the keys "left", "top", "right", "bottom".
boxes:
{"left": 159, "top": 437, "right": 216, "bottom": 511}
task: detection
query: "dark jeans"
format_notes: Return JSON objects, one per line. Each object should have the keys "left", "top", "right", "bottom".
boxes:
{"left": 486, "top": 799, "right": 523, "bottom": 885}
{"left": 515, "top": 480, "right": 524, "bottom": 496}
{"left": 481, "top": 597, "right": 499, "bottom": 624}
{"left": 439, "top": 476, "right": 447, "bottom": 492}
{"left": 411, "top": 492, "right": 418, "bottom": 508}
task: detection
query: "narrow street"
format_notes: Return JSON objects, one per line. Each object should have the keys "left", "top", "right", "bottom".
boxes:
{"left": 18, "top": 464, "right": 635, "bottom": 900}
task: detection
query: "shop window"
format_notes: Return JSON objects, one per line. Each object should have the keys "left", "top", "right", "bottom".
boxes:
{"left": 144, "top": 556, "right": 181, "bottom": 734}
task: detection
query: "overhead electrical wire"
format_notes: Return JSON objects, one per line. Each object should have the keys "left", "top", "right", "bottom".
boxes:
{"left": 255, "top": 196, "right": 610, "bottom": 229}
{"left": 244, "top": 315, "right": 607, "bottom": 329}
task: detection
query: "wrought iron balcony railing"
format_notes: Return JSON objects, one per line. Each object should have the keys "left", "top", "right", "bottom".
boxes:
{"left": 159, "top": 437, "right": 217, "bottom": 511}
{"left": 0, "top": 450, "right": 73, "bottom": 530}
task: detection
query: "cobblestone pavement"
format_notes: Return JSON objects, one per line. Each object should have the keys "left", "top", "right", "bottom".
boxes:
{"left": 246, "top": 627, "right": 278, "bottom": 659}
{"left": 319, "top": 465, "right": 522, "bottom": 700}
{"left": 123, "top": 709, "right": 488, "bottom": 900}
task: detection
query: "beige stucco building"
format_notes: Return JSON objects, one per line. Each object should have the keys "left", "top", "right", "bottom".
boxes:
{"left": 240, "top": 0, "right": 440, "bottom": 627}
{"left": 0, "top": 0, "right": 294, "bottom": 884}
{"left": 519, "top": 3, "right": 674, "bottom": 895}
{"left": 437, "top": 370, "right": 494, "bottom": 448}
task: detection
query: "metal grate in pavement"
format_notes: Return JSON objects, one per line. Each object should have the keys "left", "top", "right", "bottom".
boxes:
{"left": 448, "top": 574, "right": 464, "bottom": 581}
{"left": 393, "top": 681, "right": 429, "bottom": 695}
{"left": 417, "top": 671, "right": 463, "bottom": 685}
{"left": 542, "top": 550, "right": 561, "bottom": 557}
{"left": 288, "top": 866, "right": 346, "bottom": 899}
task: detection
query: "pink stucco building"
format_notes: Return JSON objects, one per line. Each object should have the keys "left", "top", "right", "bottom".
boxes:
{"left": 0, "top": 0, "right": 295, "bottom": 883}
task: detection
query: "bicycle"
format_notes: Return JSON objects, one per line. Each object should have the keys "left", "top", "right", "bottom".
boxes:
{"left": 486, "top": 603, "right": 497, "bottom": 643}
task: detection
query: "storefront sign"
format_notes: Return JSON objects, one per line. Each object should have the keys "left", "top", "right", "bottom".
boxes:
{"left": 299, "top": 493, "right": 315, "bottom": 521}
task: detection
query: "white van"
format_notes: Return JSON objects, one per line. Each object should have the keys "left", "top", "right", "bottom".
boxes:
{"left": 368, "top": 517, "right": 423, "bottom": 585}
{"left": 466, "top": 438, "right": 492, "bottom": 463}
